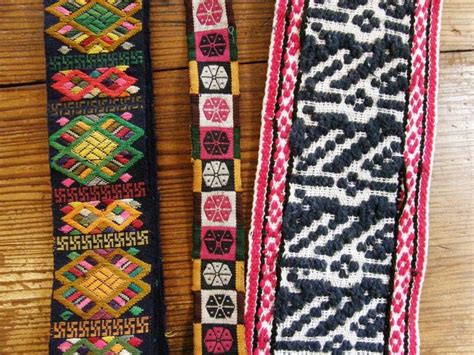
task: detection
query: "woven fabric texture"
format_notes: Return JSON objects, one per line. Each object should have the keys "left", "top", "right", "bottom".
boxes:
{"left": 244, "top": 0, "right": 305, "bottom": 353}
{"left": 44, "top": 0, "right": 167, "bottom": 353}
{"left": 245, "top": 0, "right": 443, "bottom": 354}
{"left": 185, "top": 0, "right": 246, "bottom": 354}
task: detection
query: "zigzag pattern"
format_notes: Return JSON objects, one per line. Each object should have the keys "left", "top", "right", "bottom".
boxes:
{"left": 274, "top": 0, "right": 414, "bottom": 352}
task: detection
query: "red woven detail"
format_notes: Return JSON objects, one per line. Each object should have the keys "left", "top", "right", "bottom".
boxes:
{"left": 407, "top": 1, "right": 442, "bottom": 353}
{"left": 388, "top": 1, "right": 442, "bottom": 353}
{"left": 244, "top": 1, "right": 289, "bottom": 352}
{"left": 244, "top": 0, "right": 305, "bottom": 353}
{"left": 253, "top": 1, "right": 305, "bottom": 353}
{"left": 51, "top": 68, "right": 137, "bottom": 101}
{"left": 388, "top": 1, "right": 429, "bottom": 352}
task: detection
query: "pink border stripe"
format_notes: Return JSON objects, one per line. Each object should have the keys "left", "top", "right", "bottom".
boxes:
{"left": 407, "top": 1, "right": 443, "bottom": 354}
{"left": 388, "top": 0, "right": 429, "bottom": 352}
{"left": 245, "top": 0, "right": 289, "bottom": 351}
{"left": 254, "top": 1, "right": 305, "bottom": 353}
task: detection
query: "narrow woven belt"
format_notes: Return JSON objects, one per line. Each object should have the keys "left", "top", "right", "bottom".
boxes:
{"left": 185, "top": 0, "right": 246, "bottom": 353}
{"left": 246, "top": 0, "right": 443, "bottom": 354}
{"left": 43, "top": 0, "right": 167, "bottom": 353}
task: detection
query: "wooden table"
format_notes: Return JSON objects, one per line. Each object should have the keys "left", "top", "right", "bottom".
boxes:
{"left": 0, "top": 1, "right": 472, "bottom": 353}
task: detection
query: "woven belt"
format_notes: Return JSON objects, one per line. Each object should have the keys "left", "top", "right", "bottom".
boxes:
{"left": 43, "top": 0, "right": 167, "bottom": 353}
{"left": 185, "top": 0, "right": 246, "bottom": 353}
{"left": 245, "top": 0, "right": 442, "bottom": 354}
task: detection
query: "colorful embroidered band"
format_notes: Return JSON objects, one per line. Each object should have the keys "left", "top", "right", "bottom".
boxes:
{"left": 185, "top": 0, "right": 246, "bottom": 353}
{"left": 246, "top": 0, "right": 442, "bottom": 353}
{"left": 44, "top": 0, "right": 168, "bottom": 353}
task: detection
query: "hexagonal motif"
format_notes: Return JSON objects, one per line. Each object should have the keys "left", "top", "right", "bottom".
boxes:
{"left": 201, "top": 227, "right": 236, "bottom": 260}
{"left": 203, "top": 326, "right": 235, "bottom": 354}
{"left": 201, "top": 290, "right": 237, "bottom": 324}
{"left": 199, "top": 94, "right": 233, "bottom": 127}
{"left": 199, "top": 64, "right": 230, "bottom": 93}
{"left": 201, "top": 192, "right": 236, "bottom": 227}
{"left": 202, "top": 262, "right": 233, "bottom": 287}
{"left": 203, "top": 161, "right": 230, "bottom": 188}
{"left": 200, "top": 127, "right": 234, "bottom": 159}
{"left": 193, "top": 0, "right": 228, "bottom": 31}
{"left": 196, "top": 29, "right": 230, "bottom": 62}
{"left": 204, "top": 194, "right": 232, "bottom": 222}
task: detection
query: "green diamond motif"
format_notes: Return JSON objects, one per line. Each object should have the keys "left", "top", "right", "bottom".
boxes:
{"left": 67, "top": 251, "right": 81, "bottom": 261}
{"left": 129, "top": 305, "right": 143, "bottom": 316}
{"left": 49, "top": 113, "right": 144, "bottom": 185}
{"left": 113, "top": 206, "right": 124, "bottom": 215}
{"left": 74, "top": 4, "right": 121, "bottom": 34}
{"left": 60, "top": 310, "right": 73, "bottom": 321}
{"left": 127, "top": 247, "right": 140, "bottom": 256}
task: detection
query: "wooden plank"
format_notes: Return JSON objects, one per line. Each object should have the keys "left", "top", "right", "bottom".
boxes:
{"left": 0, "top": 50, "right": 472, "bottom": 353}
{"left": 418, "top": 51, "right": 474, "bottom": 354}
{"left": 440, "top": 0, "right": 474, "bottom": 52}
{"left": 0, "top": 0, "right": 472, "bottom": 85}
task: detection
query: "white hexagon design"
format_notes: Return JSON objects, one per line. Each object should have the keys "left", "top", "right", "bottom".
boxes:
{"left": 203, "top": 262, "right": 232, "bottom": 287}
{"left": 200, "top": 65, "right": 229, "bottom": 90}
{"left": 203, "top": 161, "right": 230, "bottom": 188}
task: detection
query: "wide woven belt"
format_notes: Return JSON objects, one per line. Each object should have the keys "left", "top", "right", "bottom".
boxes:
{"left": 245, "top": 0, "right": 442, "bottom": 354}
{"left": 43, "top": 0, "right": 167, "bottom": 353}
{"left": 185, "top": 0, "right": 246, "bottom": 353}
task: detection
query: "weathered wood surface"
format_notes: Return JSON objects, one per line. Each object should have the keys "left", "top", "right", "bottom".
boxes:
{"left": 0, "top": 1, "right": 472, "bottom": 354}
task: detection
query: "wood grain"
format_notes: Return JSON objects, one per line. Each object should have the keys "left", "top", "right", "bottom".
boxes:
{"left": 418, "top": 51, "right": 474, "bottom": 354}
{"left": 0, "top": 1, "right": 472, "bottom": 354}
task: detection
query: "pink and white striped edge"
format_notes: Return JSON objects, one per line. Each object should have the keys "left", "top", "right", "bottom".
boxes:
{"left": 408, "top": 0, "right": 443, "bottom": 353}
{"left": 388, "top": 0, "right": 443, "bottom": 354}
{"left": 254, "top": 1, "right": 305, "bottom": 354}
{"left": 244, "top": 0, "right": 289, "bottom": 352}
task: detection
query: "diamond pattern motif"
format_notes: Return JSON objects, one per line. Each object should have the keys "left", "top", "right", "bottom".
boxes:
{"left": 51, "top": 67, "right": 139, "bottom": 101}
{"left": 58, "top": 336, "right": 143, "bottom": 354}
{"left": 60, "top": 199, "right": 142, "bottom": 234}
{"left": 49, "top": 113, "right": 143, "bottom": 185}
{"left": 54, "top": 249, "right": 150, "bottom": 319}
{"left": 46, "top": 0, "right": 142, "bottom": 54}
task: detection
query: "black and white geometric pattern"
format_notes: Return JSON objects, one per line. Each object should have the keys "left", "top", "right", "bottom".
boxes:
{"left": 274, "top": 0, "right": 414, "bottom": 353}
